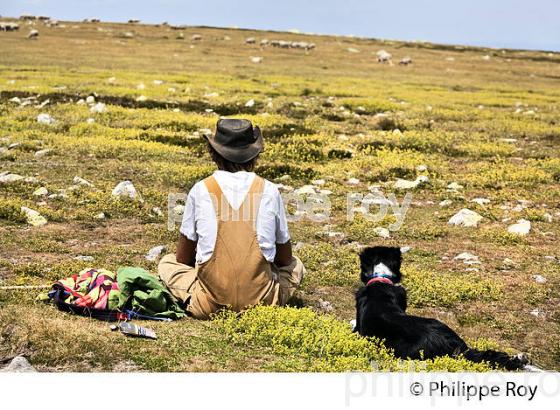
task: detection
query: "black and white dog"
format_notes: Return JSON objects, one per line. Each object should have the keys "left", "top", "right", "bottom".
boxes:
{"left": 354, "top": 246, "right": 528, "bottom": 370}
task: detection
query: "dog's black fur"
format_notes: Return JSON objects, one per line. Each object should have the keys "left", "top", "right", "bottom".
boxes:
{"left": 355, "top": 246, "right": 527, "bottom": 370}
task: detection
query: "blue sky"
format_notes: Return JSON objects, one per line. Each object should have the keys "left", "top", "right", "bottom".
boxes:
{"left": 3, "top": 0, "right": 559, "bottom": 51}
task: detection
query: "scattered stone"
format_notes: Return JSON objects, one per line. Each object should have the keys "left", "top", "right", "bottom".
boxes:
{"left": 90, "top": 102, "right": 106, "bottom": 113}
{"left": 507, "top": 219, "right": 531, "bottom": 236}
{"left": 530, "top": 308, "right": 541, "bottom": 318}
{"left": 295, "top": 185, "right": 317, "bottom": 195}
{"left": 439, "top": 199, "right": 453, "bottom": 207}
{"left": 416, "top": 165, "right": 428, "bottom": 172}
{"left": 400, "top": 246, "right": 412, "bottom": 253}
{"left": 394, "top": 175, "right": 429, "bottom": 190}
{"left": 447, "top": 182, "right": 464, "bottom": 191}
{"left": 250, "top": 56, "right": 263, "bottom": 64}
{"left": 37, "top": 113, "right": 55, "bottom": 125}
{"left": 33, "top": 187, "right": 48, "bottom": 197}
{"left": 146, "top": 245, "right": 166, "bottom": 262}
{"left": 74, "top": 255, "right": 94, "bottom": 262}
{"left": 311, "top": 179, "right": 325, "bottom": 186}
{"left": 86, "top": 118, "right": 95, "bottom": 124}
{"left": 471, "top": 197, "right": 490, "bottom": 206}
{"left": 136, "top": 95, "right": 147, "bottom": 102}
{"left": 151, "top": 207, "right": 164, "bottom": 217}
{"left": 0, "top": 356, "right": 36, "bottom": 373}
{"left": 532, "top": 275, "right": 547, "bottom": 284}
{"left": 73, "top": 176, "right": 94, "bottom": 187}
{"left": 34, "top": 149, "right": 51, "bottom": 158}
{"left": 347, "top": 178, "right": 360, "bottom": 186}
{"left": 0, "top": 173, "right": 24, "bottom": 184}
{"left": 453, "top": 252, "right": 480, "bottom": 264}
{"left": 502, "top": 258, "right": 516, "bottom": 269}
{"left": 95, "top": 212, "right": 106, "bottom": 220}
{"left": 316, "top": 299, "right": 333, "bottom": 313}
{"left": 21, "top": 206, "right": 47, "bottom": 227}
{"left": 245, "top": 99, "right": 255, "bottom": 108}
{"left": 86, "top": 95, "right": 96, "bottom": 104}
{"left": 543, "top": 213, "right": 553, "bottom": 223}
{"left": 448, "top": 209, "right": 483, "bottom": 227}
{"left": 373, "top": 227, "right": 391, "bottom": 239}
{"left": 111, "top": 180, "right": 139, "bottom": 200}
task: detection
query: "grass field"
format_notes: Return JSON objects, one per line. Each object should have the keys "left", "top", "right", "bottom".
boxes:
{"left": 1, "top": 18, "right": 559, "bottom": 372}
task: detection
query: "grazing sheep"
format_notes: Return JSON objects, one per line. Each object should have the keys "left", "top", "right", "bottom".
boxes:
{"left": 128, "top": 19, "right": 140, "bottom": 24}
{"left": 399, "top": 56, "right": 412, "bottom": 65}
{"left": 0, "top": 22, "right": 20, "bottom": 31}
{"left": 260, "top": 38, "right": 269, "bottom": 46}
{"left": 27, "top": 29, "right": 39, "bottom": 39}
{"left": 20, "top": 15, "right": 36, "bottom": 21}
{"left": 37, "top": 16, "right": 50, "bottom": 21}
{"left": 191, "top": 34, "right": 202, "bottom": 41}
{"left": 376, "top": 49, "right": 392, "bottom": 63}
{"left": 245, "top": 37, "right": 256, "bottom": 44}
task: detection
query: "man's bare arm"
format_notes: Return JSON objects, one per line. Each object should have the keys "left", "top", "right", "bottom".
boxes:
{"left": 176, "top": 234, "right": 197, "bottom": 267}
{"left": 274, "top": 240, "right": 293, "bottom": 267}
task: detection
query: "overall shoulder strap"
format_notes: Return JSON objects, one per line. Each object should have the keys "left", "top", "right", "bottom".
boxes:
{"left": 204, "top": 175, "right": 229, "bottom": 220}
{"left": 240, "top": 176, "right": 265, "bottom": 223}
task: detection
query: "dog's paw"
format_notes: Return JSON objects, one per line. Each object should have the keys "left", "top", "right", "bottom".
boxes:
{"left": 349, "top": 319, "right": 357, "bottom": 331}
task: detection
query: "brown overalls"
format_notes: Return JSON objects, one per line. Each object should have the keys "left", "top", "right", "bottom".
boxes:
{"left": 159, "top": 175, "right": 305, "bottom": 320}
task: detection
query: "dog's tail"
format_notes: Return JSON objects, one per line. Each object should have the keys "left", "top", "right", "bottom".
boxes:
{"left": 463, "top": 348, "right": 528, "bottom": 370}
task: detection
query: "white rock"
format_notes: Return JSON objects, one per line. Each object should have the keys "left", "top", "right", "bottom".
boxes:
{"left": 295, "top": 185, "right": 317, "bottom": 195}
{"left": 543, "top": 213, "right": 553, "bottom": 223}
{"left": 447, "top": 182, "right": 464, "bottom": 191}
{"left": 532, "top": 275, "right": 547, "bottom": 284}
{"left": 439, "top": 199, "right": 453, "bottom": 207}
{"left": 34, "top": 149, "right": 51, "bottom": 158}
{"left": 0, "top": 356, "right": 36, "bottom": 373}
{"left": 507, "top": 219, "right": 531, "bottom": 236}
{"left": 250, "top": 56, "right": 263, "bottom": 64}
{"left": 394, "top": 175, "right": 429, "bottom": 190}
{"left": 173, "top": 204, "right": 184, "bottom": 219}
{"left": 76, "top": 99, "right": 86, "bottom": 105}
{"left": 151, "top": 207, "right": 164, "bottom": 217}
{"left": 416, "top": 165, "right": 428, "bottom": 172}
{"left": 400, "top": 246, "right": 412, "bottom": 253}
{"left": 86, "top": 118, "right": 95, "bottom": 124}
{"left": 311, "top": 179, "right": 325, "bottom": 186}
{"left": 0, "top": 173, "right": 24, "bottom": 184}
{"left": 530, "top": 308, "right": 541, "bottom": 318}
{"left": 74, "top": 255, "right": 94, "bottom": 262}
{"left": 33, "top": 187, "right": 48, "bottom": 197}
{"left": 448, "top": 209, "right": 483, "bottom": 227}
{"left": 37, "top": 113, "right": 55, "bottom": 125}
{"left": 347, "top": 178, "right": 360, "bottom": 186}
{"left": 471, "top": 197, "right": 490, "bottom": 206}
{"left": 146, "top": 245, "right": 166, "bottom": 262}
{"left": 73, "top": 176, "right": 94, "bottom": 187}
{"left": 136, "top": 95, "right": 147, "bottom": 102}
{"left": 153, "top": 80, "right": 163, "bottom": 85}
{"left": 316, "top": 299, "right": 333, "bottom": 312}
{"left": 85, "top": 95, "right": 96, "bottom": 104}
{"left": 95, "top": 212, "right": 106, "bottom": 220}
{"left": 454, "top": 252, "right": 480, "bottom": 264}
{"left": 373, "top": 227, "right": 391, "bottom": 239}
{"left": 245, "top": 99, "right": 255, "bottom": 107}
{"left": 111, "top": 180, "right": 139, "bottom": 200}
{"left": 21, "top": 206, "right": 47, "bottom": 227}
{"left": 90, "top": 102, "right": 106, "bottom": 113}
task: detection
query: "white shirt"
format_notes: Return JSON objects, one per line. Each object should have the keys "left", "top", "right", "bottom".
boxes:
{"left": 180, "top": 170, "right": 291, "bottom": 264}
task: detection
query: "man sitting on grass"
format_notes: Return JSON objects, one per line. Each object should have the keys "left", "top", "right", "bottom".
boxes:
{"left": 159, "top": 119, "right": 305, "bottom": 319}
